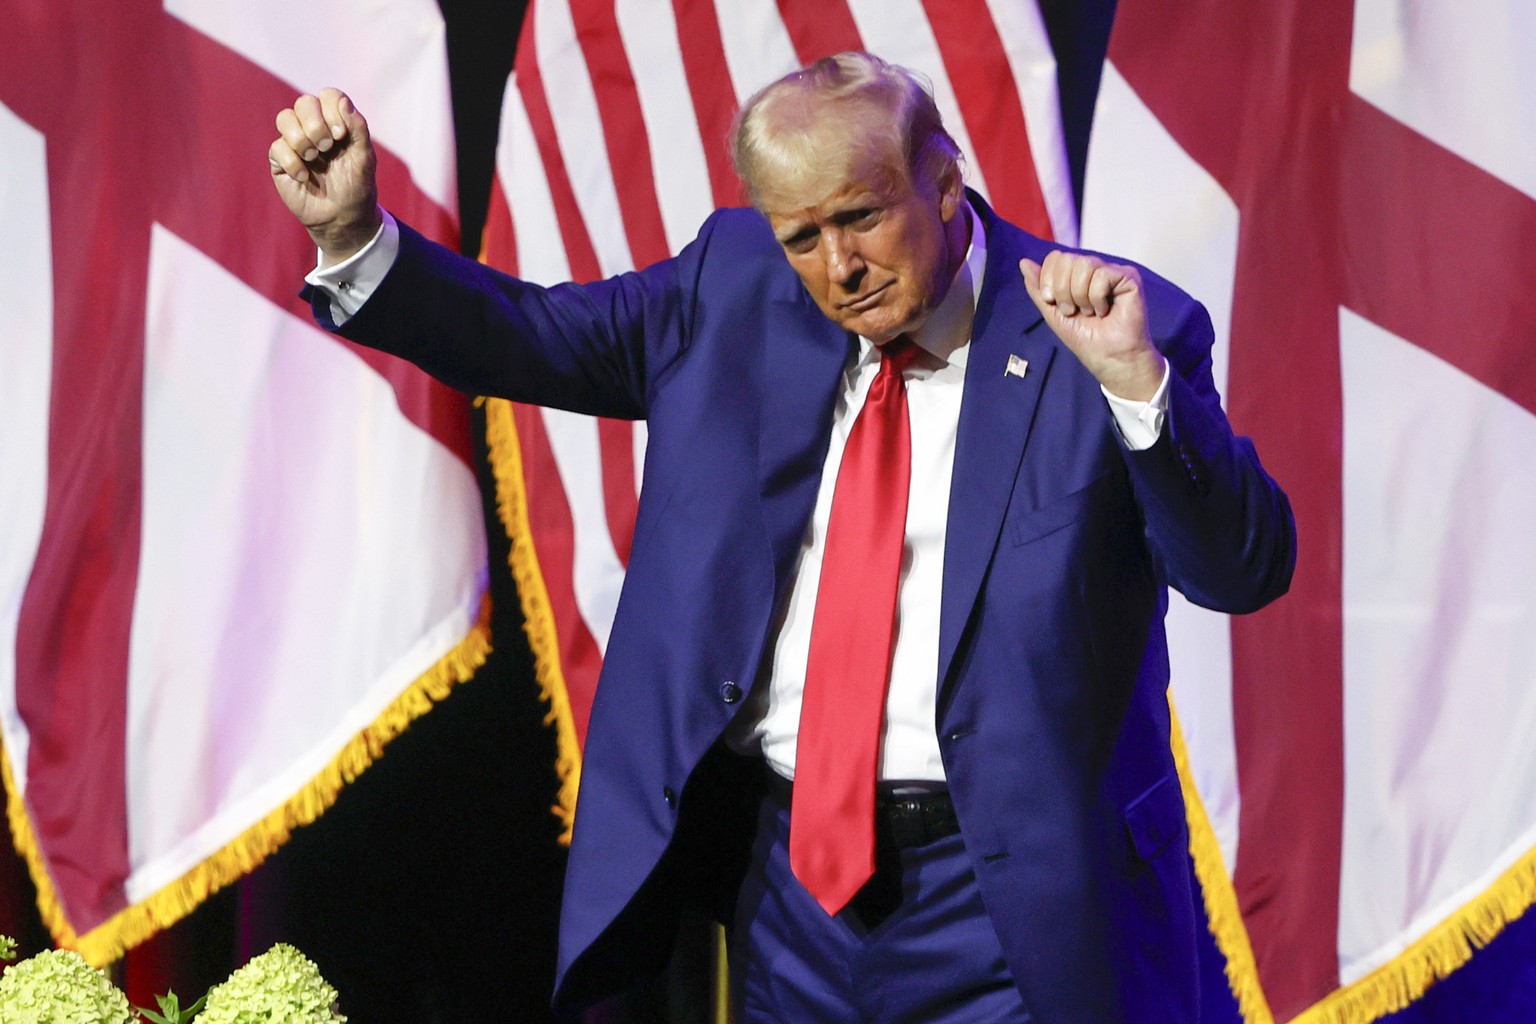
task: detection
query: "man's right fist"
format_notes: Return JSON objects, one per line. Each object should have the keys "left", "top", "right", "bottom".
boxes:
{"left": 269, "top": 88, "right": 383, "bottom": 265}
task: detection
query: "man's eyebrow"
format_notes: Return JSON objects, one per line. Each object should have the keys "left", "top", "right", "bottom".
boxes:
{"left": 773, "top": 220, "right": 815, "bottom": 243}
{"left": 772, "top": 194, "right": 883, "bottom": 238}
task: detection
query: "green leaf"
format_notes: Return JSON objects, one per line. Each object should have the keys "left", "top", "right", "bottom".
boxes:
{"left": 135, "top": 988, "right": 207, "bottom": 1024}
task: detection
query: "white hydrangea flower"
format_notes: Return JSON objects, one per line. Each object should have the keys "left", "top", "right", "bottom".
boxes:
{"left": 197, "top": 944, "right": 346, "bottom": 1024}
{"left": 0, "top": 948, "right": 133, "bottom": 1024}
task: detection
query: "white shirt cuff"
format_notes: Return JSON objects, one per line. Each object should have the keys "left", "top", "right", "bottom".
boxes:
{"left": 1102, "top": 359, "right": 1171, "bottom": 451}
{"left": 303, "top": 211, "right": 400, "bottom": 325}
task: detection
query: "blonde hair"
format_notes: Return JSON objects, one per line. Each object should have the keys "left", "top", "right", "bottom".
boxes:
{"left": 730, "top": 52, "right": 962, "bottom": 211}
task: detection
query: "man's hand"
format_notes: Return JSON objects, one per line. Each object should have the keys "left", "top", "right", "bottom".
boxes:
{"left": 1020, "top": 252, "right": 1167, "bottom": 401}
{"left": 269, "top": 88, "right": 383, "bottom": 265}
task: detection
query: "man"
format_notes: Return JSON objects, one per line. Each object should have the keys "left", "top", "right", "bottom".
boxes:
{"left": 271, "top": 53, "right": 1293, "bottom": 1023}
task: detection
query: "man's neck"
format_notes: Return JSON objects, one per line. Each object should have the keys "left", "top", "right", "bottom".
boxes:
{"left": 905, "top": 200, "right": 984, "bottom": 363}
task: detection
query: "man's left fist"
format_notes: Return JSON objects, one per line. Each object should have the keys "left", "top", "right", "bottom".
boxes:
{"left": 1020, "top": 251, "right": 1166, "bottom": 402}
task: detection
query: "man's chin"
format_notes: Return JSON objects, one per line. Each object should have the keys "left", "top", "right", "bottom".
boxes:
{"left": 837, "top": 309, "right": 917, "bottom": 345}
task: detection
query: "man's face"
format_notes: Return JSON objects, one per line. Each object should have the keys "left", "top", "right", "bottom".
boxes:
{"left": 764, "top": 154, "right": 965, "bottom": 345}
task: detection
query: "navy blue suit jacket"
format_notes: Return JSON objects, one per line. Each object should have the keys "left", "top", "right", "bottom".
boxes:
{"left": 319, "top": 193, "right": 1295, "bottom": 1023}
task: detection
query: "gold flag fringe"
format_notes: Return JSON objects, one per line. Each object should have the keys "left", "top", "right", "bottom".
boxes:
{"left": 1293, "top": 843, "right": 1536, "bottom": 1024}
{"left": 0, "top": 602, "right": 491, "bottom": 967}
{"left": 1171, "top": 694, "right": 1536, "bottom": 1024}
{"left": 481, "top": 396, "right": 582, "bottom": 842}
{"left": 1169, "top": 700, "right": 1276, "bottom": 1024}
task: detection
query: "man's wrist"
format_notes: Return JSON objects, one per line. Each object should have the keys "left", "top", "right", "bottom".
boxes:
{"left": 305, "top": 211, "right": 398, "bottom": 325}
{"left": 312, "top": 204, "right": 386, "bottom": 267}
{"left": 1098, "top": 350, "right": 1168, "bottom": 404}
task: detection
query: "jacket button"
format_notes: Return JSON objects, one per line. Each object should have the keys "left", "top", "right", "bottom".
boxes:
{"left": 718, "top": 680, "right": 742, "bottom": 704}
{"left": 663, "top": 787, "right": 677, "bottom": 808}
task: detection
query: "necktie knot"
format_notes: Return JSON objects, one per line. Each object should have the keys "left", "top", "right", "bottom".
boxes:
{"left": 878, "top": 336, "right": 924, "bottom": 377}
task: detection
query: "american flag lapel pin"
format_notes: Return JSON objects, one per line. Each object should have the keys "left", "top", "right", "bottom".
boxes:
{"left": 1005, "top": 354, "right": 1029, "bottom": 380}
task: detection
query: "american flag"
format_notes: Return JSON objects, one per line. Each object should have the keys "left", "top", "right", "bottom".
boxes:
{"left": 0, "top": 0, "right": 486, "bottom": 963}
{"left": 478, "top": 0, "right": 1075, "bottom": 835}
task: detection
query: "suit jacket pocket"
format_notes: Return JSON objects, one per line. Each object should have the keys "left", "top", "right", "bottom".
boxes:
{"left": 1009, "top": 468, "right": 1122, "bottom": 547}
{"left": 1123, "top": 774, "right": 1184, "bottom": 862}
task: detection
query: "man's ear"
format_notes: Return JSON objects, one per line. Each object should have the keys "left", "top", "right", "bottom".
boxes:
{"left": 937, "top": 161, "right": 963, "bottom": 221}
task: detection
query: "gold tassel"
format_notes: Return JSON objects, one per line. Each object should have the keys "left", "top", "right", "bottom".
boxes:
{"left": 1169, "top": 700, "right": 1276, "bottom": 1024}
{"left": 1, "top": 607, "right": 490, "bottom": 967}
{"left": 482, "top": 397, "right": 582, "bottom": 841}
{"left": 1294, "top": 844, "right": 1536, "bottom": 1024}
{"left": 0, "top": 750, "right": 81, "bottom": 952}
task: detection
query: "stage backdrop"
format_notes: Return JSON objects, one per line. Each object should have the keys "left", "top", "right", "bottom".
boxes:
{"left": 479, "top": 1, "right": 1536, "bottom": 1023}
{"left": 4, "top": 3, "right": 1534, "bottom": 1023}
{"left": 0, "top": 0, "right": 487, "bottom": 964}
{"left": 1084, "top": 1, "right": 1536, "bottom": 1021}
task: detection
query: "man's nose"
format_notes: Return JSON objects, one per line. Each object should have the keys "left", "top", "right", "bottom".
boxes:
{"left": 825, "top": 232, "right": 864, "bottom": 286}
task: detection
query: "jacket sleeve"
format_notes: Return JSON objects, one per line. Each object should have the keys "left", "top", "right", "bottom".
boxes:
{"left": 308, "top": 213, "right": 726, "bottom": 420}
{"left": 1121, "top": 275, "right": 1297, "bottom": 614}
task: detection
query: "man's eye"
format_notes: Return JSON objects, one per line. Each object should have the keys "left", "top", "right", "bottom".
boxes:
{"left": 782, "top": 232, "right": 818, "bottom": 253}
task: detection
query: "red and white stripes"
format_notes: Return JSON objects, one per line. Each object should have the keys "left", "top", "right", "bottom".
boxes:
{"left": 482, "top": 0, "right": 1072, "bottom": 781}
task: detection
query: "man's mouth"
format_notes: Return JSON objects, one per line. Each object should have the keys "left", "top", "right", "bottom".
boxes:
{"left": 841, "top": 283, "right": 890, "bottom": 312}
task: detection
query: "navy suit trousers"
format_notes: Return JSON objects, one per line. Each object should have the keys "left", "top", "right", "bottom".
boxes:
{"left": 732, "top": 780, "right": 1034, "bottom": 1023}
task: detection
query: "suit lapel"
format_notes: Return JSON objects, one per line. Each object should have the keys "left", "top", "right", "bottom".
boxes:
{"left": 756, "top": 296, "right": 850, "bottom": 594}
{"left": 937, "top": 207, "right": 1060, "bottom": 689}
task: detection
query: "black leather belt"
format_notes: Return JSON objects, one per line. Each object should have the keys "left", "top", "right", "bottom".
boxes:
{"left": 877, "top": 788, "right": 961, "bottom": 849}
{"left": 765, "top": 769, "right": 960, "bottom": 850}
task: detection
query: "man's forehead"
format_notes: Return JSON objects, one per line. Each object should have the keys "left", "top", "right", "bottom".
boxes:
{"left": 761, "top": 158, "right": 911, "bottom": 228}
{"left": 767, "top": 184, "right": 879, "bottom": 227}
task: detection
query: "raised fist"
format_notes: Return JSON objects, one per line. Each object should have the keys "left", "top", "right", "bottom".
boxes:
{"left": 269, "top": 88, "right": 382, "bottom": 263}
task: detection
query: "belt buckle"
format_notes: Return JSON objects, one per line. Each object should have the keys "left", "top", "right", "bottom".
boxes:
{"left": 880, "top": 790, "right": 955, "bottom": 849}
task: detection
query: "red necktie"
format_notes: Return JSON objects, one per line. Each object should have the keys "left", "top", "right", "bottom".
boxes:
{"left": 791, "top": 337, "right": 923, "bottom": 915}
